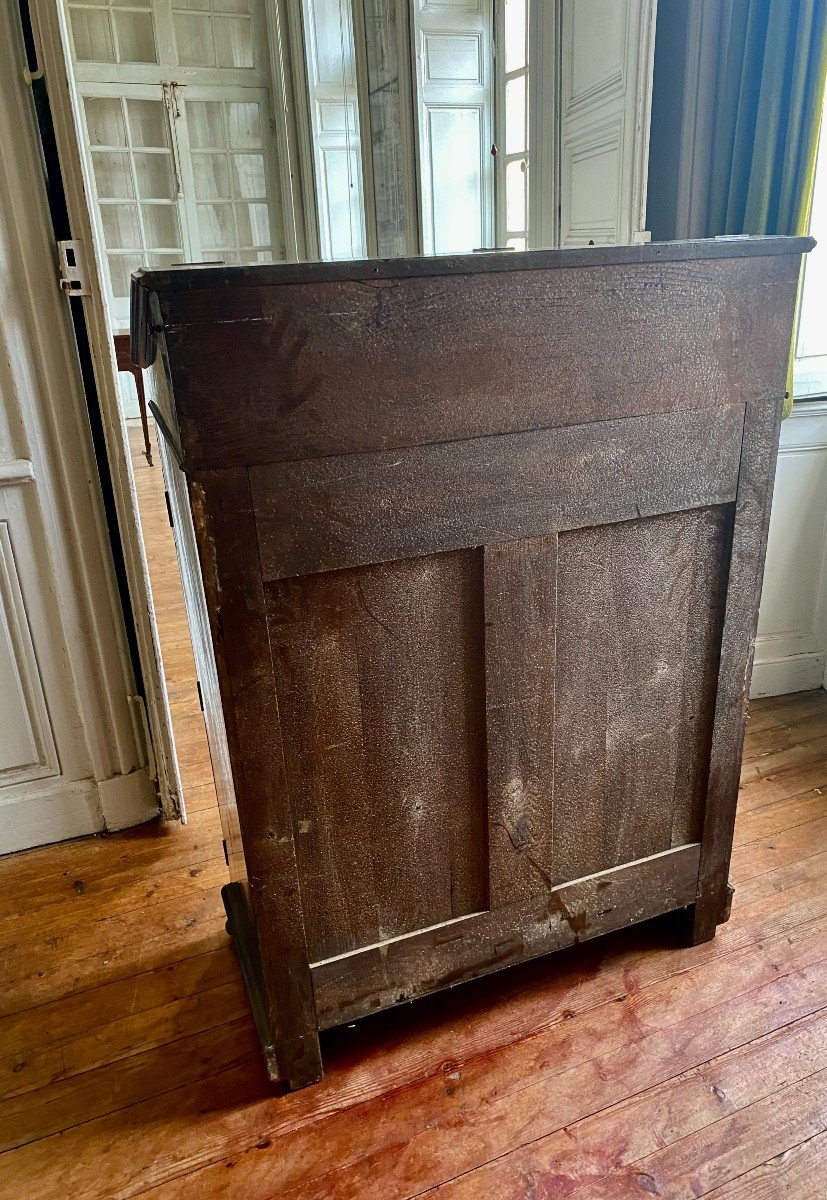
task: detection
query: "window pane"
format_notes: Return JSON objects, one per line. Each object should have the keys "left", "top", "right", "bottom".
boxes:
{"left": 227, "top": 102, "right": 262, "bottom": 148}
{"left": 236, "top": 201, "right": 270, "bottom": 247}
{"left": 506, "top": 158, "right": 526, "bottom": 232}
{"left": 113, "top": 9, "right": 156, "bottom": 62}
{"left": 504, "top": 0, "right": 526, "bottom": 73}
{"left": 107, "top": 252, "right": 144, "bottom": 298}
{"left": 101, "top": 202, "right": 141, "bottom": 250}
{"left": 192, "top": 153, "right": 231, "bottom": 199}
{"left": 147, "top": 252, "right": 185, "bottom": 269}
{"left": 215, "top": 15, "right": 254, "bottom": 68}
{"left": 84, "top": 97, "right": 127, "bottom": 147}
{"left": 134, "top": 152, "right": 176, "bottom": 199}
{"left": 198, "top": 202, "right": 235, "bottom": 249}
{"left": 92, "top": 151, "right": 134, "bottom": 198}
{"left": 142, "top": 204, "right": 182, "bottom": 249}
{"left": 188, "top": 101, "right": 225, "bottom": 149}
{"left": 231, "top": 153, "right": 266, "bottom": 198}
{"left": 505, "top": 75, "right": 526, "bottom": 155}
{"left": 126, "top": 99, "right": 169, "bottom": 149}
{"left": 174, "top": 12, "right": 214, "bottom": 65}
{"left": 71, "top": 7, "right": 115, "bottom": 61}
{"left": 428, "top": 107, "right": 481, "bottom": 255}
{"left": 506, "top": 236, "right": 526, "bottom": 251}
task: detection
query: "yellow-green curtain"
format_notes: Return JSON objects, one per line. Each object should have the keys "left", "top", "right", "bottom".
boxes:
{"left": 706, "top": 0, "right": 827, "bottom": 416}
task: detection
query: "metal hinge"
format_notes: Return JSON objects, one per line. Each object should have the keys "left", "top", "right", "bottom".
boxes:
{"left": 57, "top": 240, "right": 91, "bottom": 296}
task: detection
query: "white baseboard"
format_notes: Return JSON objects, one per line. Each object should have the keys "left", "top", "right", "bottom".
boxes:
{"left": 750, "top": 651, "right": 826, "bottom": 699}
{"left": 0, "top": 768, "right": 159, "bottom": 855}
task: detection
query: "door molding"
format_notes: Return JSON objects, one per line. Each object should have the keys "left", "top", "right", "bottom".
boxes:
{"left": 30, "top": 0, "right": 184, "bottom": 817}
{"left": 0, "top": 4, "right": 158, "bottom": 850}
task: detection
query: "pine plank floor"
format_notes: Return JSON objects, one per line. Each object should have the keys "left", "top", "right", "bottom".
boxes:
{"left": 0, "top": 422, "right": 826, "bottom": 1198}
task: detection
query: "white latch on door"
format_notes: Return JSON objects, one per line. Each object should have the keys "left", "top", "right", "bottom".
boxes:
{"left": 56, "top": 239, "right": 91, "bottom": 295}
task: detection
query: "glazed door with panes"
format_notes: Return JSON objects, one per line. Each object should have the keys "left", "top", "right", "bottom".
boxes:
{"left": 65, "top": 0, "right": 287, "bottom": 325}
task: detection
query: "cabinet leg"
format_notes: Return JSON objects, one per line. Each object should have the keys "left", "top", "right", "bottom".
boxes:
{"left": 222, "top": 882, "right": 323, "bottom": 1090}
{"left": 684, "top": 883, "right": 735, "bottom": 947}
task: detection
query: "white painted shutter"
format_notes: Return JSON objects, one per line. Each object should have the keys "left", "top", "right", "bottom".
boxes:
{"left": 412, "top": 0, "right": 494, "bottom": 254}
{"left": 301, "top": 0, "right": 368, "bottom": 260}
{"left": 558, "top": 0, "right": 656, "bottom": 247}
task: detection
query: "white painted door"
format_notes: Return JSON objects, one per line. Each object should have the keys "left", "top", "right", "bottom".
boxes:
{"left": 558, "top": 0, "right": 656, "bottom": 247}
{"left": 65, "top": 0, "right": 288, "bottom": 325}
{"left": 1, "top": 6, "right": 158, "bottom": 851}
{"left": 411, "top": 0, "right": 494, "bottom": 254}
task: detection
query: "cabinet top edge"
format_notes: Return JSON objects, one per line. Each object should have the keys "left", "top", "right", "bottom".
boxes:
{"left": 129, "top": 235, "right": 814, "bottom": 368}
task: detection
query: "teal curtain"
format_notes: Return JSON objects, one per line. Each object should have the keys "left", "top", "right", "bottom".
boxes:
{"left": 705, "top": 0, "right": 827, "bottom": 415}
{"left": 708, "top": 0, "right": 827, "bottom": 239}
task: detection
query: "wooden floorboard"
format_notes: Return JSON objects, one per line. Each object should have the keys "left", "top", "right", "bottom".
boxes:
{"left": 0, "top": 422, "right": 825, "bottom": 1198}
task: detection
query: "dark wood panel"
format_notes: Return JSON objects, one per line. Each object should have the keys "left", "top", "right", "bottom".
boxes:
{"left": 131, "top": 238, "right": 809, "bottom": 1088}
{"left": 552, "top": 507, "right": 732, "bottom": 885}
{"left": 311, "top": 844, "right": 702, "bottom": 1029}
{"left": 693, "top": 397, "right": 786, "bottom": 943}
{"left": 189, "top": 469, "right": 322, "bottom": 1088}
{"left": 265, "top": 551, "right": 487, "bottom": 964}
{"left": 153, "top": 252, "right": 799, "bottom": 470}
{"left": 484, "top": 536, "right": 558, "bottom": 908}
{"left": 250, "top": 404, "right": 745, "bottom": 581}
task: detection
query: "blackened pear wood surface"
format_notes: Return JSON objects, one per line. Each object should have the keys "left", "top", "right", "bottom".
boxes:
{"left": 132, "top": 236, "right": 811, "bottom": 1089}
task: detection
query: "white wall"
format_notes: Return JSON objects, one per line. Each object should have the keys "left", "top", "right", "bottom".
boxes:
{"left": 753, "top": 401, "right": 827, "bottom": 698}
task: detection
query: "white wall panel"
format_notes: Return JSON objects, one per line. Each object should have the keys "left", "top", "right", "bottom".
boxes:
{"left": 753, "top": 401, "right": 827, "bottom": 698}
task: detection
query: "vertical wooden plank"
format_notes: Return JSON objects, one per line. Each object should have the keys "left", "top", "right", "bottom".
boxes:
{"left": 350, "top": 553, "right": 487, "bottom": 931}
{"left": 484, "top": 535, "right": 558, "bottom": 907}
{"left": 265, "top": 574, "right": 382, "bottom": 961}
{"left": 693, "top": 397, "right": 786, "bottom": 943}
{"left": 189, "top": 469, "right": 322, "bottom": 1090}
{"left": 671, "top": 504, "right": 733, "bottom": 847}
{"left": 553, "top": 509, "right": 731, "bottom": 886}
{"left": 266, "top": 551, "right": 487, "bottom": 963}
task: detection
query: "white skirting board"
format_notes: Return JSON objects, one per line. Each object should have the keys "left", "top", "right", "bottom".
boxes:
{"left": 0, "top": 768, "right": 158, "bottom": 856}
{"left": 752, "top": 400, "right": 827, "bottom": 699}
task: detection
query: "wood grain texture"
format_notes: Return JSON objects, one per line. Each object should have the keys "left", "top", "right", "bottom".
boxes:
{"left": 1, "top": 433, "right": 826, "bottom": 1200}
{"left": 552, "top": 507, "right": 732, "bottom": 884}
{"left": 265, "top": 551, "right": 487, "bottom": 963}
{"left": 694, "top": 397, "right": 787, "bottom": 943}
{"left": 189, "top": 468, "right": 322, "bottom": 1088}
{"left": 134, "top": 241, "right": 807, "bottom": 1088}
{"left": 250, "top": 404, "right": 744, "bottom": 580}
{"left": 484, "top": 535, "right": 558, "bottom": 908}
{"left": 311, "top": 844, "right": 702, "bottom": 1029}
{"left": 139, "top": 247, "right": 805, "bottom": 472}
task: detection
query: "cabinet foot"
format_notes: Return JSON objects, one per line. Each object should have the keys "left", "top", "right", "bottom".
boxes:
{"left": 683, "top": 883, "right": 735, "bottom": 946}
{"left": 222, "top": 882, "right": 323, "bottom": 1090}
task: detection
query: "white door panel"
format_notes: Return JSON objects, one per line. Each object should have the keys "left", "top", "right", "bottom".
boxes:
{"left": 559, "top": 0, "right": 655, "bottom": 247}
{"left": 0, "top": 514, "right": 60, "bottom": 788}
